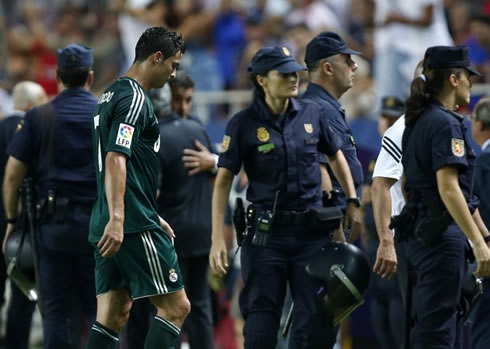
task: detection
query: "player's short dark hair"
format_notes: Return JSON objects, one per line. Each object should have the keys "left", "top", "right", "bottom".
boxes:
{"left": 134, "top": 27, "right": 185, "bottom": 63}
{"left": 57, "top": 68, "right": 90, "bottom": 88}
{"left": 168, "top": 74, "right": 194, "bottom": 91}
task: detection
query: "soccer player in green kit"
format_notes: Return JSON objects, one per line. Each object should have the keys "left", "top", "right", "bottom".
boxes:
{"left": 86, "top": 27, "right": 189, "bottom": 349}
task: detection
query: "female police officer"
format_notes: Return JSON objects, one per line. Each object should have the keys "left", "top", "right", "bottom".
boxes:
{"left": 209, "top": 46, "right": 359, "bottom": 349}
{"left": 401, "top": 45, "right": 490, "bottom": 348}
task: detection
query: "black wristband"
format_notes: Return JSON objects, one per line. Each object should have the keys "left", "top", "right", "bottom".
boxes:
{"left": 6, "top": 217, "right": 17, "bottom": 224}
{"left": 346, "top": 197, "right": 362, "bottom": 208}
{"left": 484, "top": 235, "right": 490, "bottom": 243}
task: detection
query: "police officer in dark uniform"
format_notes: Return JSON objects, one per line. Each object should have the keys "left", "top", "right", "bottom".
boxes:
{"left": 209, "top": 46, "right": 359, "bottom": 349}
{"left": 2, "top": 44, "right": 98, "bottom": 349}
{"left": 400, "top": 46, "right": 490, "bottom": 349}
{"left": 303, "top": 32, "right": 363, "bottom": 241}
{"left": 0, "top": 81, "right": 47, "bottom": 349}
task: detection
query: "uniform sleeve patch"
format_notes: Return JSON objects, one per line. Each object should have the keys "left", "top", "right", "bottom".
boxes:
{"left": 116, "top": 123, "right": 134, "bottom": 149}
{"left": 221, "top": 135, "right": 231, "bottom": 152}
{"left": 451, "top": 138, "right": 465, "bottom": 157}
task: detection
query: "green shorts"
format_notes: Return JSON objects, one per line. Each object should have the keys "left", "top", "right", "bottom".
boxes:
{"left": 93, "top": 229, "right": 184, "bottom": 299}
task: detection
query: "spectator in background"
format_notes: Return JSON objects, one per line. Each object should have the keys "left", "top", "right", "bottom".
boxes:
{"left": 467, "top": 11, "right": 490, "bottom": 82}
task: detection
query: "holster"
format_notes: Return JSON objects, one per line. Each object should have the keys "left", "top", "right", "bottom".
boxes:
{"left": 307, "top": 206, "right": 343, "bottom": 232}
{"left": 36, "top": 191, "right": 70, "bottom": 224}
{"left": 414, "top": 198, "right": 452, "bottom": 246}
{"left": 233, "top": 198, "right": 247, "bottom": 246}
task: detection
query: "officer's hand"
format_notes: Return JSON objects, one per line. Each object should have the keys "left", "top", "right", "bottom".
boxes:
{"left": 209, "top": 237, "right": 229, "bottom": 277}
{"left": 473, "top": 242, "right": 490, "bottom": 278}
{"left": 98, "top": 219, "right": 124, "bottom": 258}
{"left": 373, "top": 240, "right": 397, "bottom": 279}
{"left": 344, "top": 203, "right": 362, "bottom": 241}
{"left": 159, "top": 215, "right": 175, "bottom": 244}
{"left": 332, "top": 224, "right": 346, "bottom": 243}
{"left": 182, "top": 140, "right": 216, "bottom": 176}
{"left": 2, "top": 223, "right": 15, "bottom": 253}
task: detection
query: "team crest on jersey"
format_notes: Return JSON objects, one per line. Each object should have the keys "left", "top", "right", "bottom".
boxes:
{"left": 304, "top": 123, "right": 313, "bottom": 133}
{"left": 116, "top": 123, "right": 134, "bottom": 149}
{"left": 169, "top": 268, "right": 178, "bottom": 283}
{"left": 221, "top": 135, "right": 231, "bottom": 152}
{"left": 451, "top": 138, "right": 465, "bottom": 157}
{"left": 257, "top": 127, "right": 270, "bottom": 142}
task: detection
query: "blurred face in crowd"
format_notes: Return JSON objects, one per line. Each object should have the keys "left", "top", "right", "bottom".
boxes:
{"left": 171, "top": 86, "right": 193, "bottom": 118}
{"left": 257, "top": 70, "right": 299, "bottom": 100}
{"left": 151, "top": 50, "right": 182, "bottom": 88}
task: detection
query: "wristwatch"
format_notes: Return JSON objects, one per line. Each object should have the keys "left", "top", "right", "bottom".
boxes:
{"left": 346, "top": 197, "right": 362, "bottom": 208}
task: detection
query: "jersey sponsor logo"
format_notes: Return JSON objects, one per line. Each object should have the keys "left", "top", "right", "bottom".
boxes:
{"left": 257, "top": 127, "right": 270, "bottom": 142}
{"left": 304, "top": 123, "right": 313, "bottom": 133}
{"left": 169, "top": 268, "right": 178, "bottom": 283}
{"left": 221, "top": 135, "right": 231, "bottom": 152}
{"left": 451, "top": 138, "right": 465, "bottom": 157}
{"left": 116, "top": 123, "right": 134, "bottom": 148}
{"left": 154, "top": 134, "right": 160, "bottom": 153}
{"left": 98, "top": 91, "right": 114, "bottom": 104}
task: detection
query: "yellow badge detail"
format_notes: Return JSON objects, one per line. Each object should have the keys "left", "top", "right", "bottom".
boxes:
{"left": 385, "top": 97, "right": 395, "bottom": 107}
{"left": 451, "top": 138, "right": 465, "bottom": 157}
{"left": 350, "top": 135, "right": 356, "bottom": 145}
{"left": 368, "top": 160, "right": 375, "bottom": 173}
{"left": 282, "top": 47, "right": 290, "bottom": 56}
{"left": 304, "top": 123, "right": 313, "bottom": 133}
{"left": 221, "top": 135, "right": 231, "bottom": 152}
{"left": 16, "top": 120, "right": 24, "bottom": 132}
{"left": 257, "top": 127, "right": 270, "bottom": 142}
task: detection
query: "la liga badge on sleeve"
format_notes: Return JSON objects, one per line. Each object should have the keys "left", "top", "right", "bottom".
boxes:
{"left": 451, "top": 138, "right": 465, "bottom": 157}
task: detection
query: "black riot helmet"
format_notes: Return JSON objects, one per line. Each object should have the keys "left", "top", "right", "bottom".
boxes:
{"left": 459, "top": 260, "right": 483, "bottom": 321}
{"left": 306, "top": 241, "right": 370, "bottom": 325}
{"left": 4, "top": 229, "right": 38, "bottom": 301}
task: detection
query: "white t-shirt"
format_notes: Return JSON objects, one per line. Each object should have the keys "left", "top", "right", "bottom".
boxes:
{"left": 372, "top": 115, "right": 406, "bottom": 217}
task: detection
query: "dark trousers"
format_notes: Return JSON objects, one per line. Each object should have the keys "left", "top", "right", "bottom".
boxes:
{"left": 176, "top": 255, "right": 214, "bottom": 349}
{"left": 239, "top": 224, "right": 336, "bottom": 349}
{"left": 366, "top": 240, "right": 403, "bottom": 349}
{"left": 403, "top": 224, "right": 465, "bottom": 349}
{"left": 37, "top": 205, "right": 96, "bottom": 349}
{"left": 470, "top": 278, "right": 490, "bottom": 349}
{"left": 5, "top": 281, "right": 36, "bottom": 349}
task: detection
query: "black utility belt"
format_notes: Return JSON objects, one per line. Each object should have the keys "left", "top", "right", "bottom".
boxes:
{"left": 250, "top": 206, "right": 343, "bottom": 228}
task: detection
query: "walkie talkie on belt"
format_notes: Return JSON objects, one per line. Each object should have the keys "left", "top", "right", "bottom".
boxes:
{"left": 252, "top": 191, "right": 279, "bottom": 247}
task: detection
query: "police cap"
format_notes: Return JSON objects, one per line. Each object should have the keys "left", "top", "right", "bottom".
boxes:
{"left": 57, "top": 44, "right": 93, "bottom": 70}
{"left": 381, "top": 96, "right": 405, "bottom": 118}
{"left": 248, "top": 46, "right": 306, "bottom": 74}
{"left": 305, "top": 32, "right": 360, "bottom": 66}
{"left": 423, "top": 46, "right": 480, "bottom": 76}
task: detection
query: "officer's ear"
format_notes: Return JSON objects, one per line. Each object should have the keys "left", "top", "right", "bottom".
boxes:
{"left": 448, "top": 72, "right": 459, "bottom": 88}
{"left": 256, "top": 74, "right": 267, "bottom": 88}
{"left": 321, "top": 58, "right": 334, "bottom": 76}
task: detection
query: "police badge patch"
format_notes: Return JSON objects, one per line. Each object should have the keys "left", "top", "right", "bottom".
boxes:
{"left": 451, "top": 138, "right": 465, "bottom": 157}
{"left": 221, "top": 135, "right": 231, "bottom": 152}
{"left": 257, "top": 127, "right": 270, "bottom": 142}
{"left": 304, "top": 123, "right": 313, "bottom": 133}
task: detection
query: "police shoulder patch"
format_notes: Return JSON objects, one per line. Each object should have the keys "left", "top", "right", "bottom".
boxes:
{"left": 116, "top": 123, "right": 134, "bottom": 149}
{"left": 221, "top": 135, "right": 231, "bottom": 152}
{"left": 451, "top": 138, "right": 465, "bottom": 157}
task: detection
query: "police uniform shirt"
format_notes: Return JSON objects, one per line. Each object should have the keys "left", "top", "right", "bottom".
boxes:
{"left": 372, "top": 115, "right": 406, "bottom": 217}
{"left": 157, "top": 113, "right": 214, "bottom": 257}
{"left": 302, "top": 82, "right": 364, "bottom": 208}
{"left": 475, "top": 139, "right": 490, "bottom": 227}
{"left": 7, "top": 89, "right": 97, "bottom": 202}
{"left": 402, "top": 102, "right": 477, "bottom": 211}
{"left": 218, "top": 97, "right": 341, "bottom": 211}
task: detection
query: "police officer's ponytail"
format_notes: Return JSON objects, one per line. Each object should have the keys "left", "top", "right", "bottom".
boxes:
{"left": 405, "top": 68, "right": 462, "bottom": 127}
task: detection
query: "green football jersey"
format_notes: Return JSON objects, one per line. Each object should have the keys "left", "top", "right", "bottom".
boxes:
{"left": 89, "top": 77, "right": 162, "bottom": 243}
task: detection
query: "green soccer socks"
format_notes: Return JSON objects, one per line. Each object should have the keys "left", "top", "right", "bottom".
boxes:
{"left": 86, "top": 321, "right": 119, "bottom": 349}
{"left": 144, "top": 316, "right": 181, "bottom": 349}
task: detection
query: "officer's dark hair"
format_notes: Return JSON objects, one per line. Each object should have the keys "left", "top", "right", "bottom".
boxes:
{"left": 306, "top": 57, "right": 329, "bottom": 73}
{"left": 249, "top": 72, "right": 266, "bottom": 99}
{"left": 168, "top": 74, "right": 194, "bottom": 91}
{"left": 58, "top": 68, "right": 90, "bottom": 88}
{"left": 474, "top": 97, "right": 490, "bottom": 130}
{"left": 134, "top": 26, "right": 185, "bottom": 63}
{"left": 405, "top": 68, "right": 464, "bottom": 127}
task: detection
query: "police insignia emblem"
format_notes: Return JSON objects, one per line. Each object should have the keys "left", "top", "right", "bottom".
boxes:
{"left": 282, "top": 47, "right": 290, "bottom": 56}
{"left": 304, "top": 123, "right": 313, "bottom": 133}
{"left": 221, "top": 135, "right": 231, "bottom": 152}
{"left": 257, "top": 127, "right": 270, "bottom": 142}
{"left": 169, "top": 268, "right": 178, "bottom": 283}
{"left": 385, "top": 97, "right": 395, "bottom": 107}
{"left": 350, "top": 135, "right": 356, "bottom": 145}
{"left": 451, "top": 138, "right": 465, "bottom": 157}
